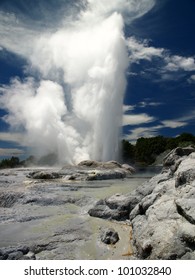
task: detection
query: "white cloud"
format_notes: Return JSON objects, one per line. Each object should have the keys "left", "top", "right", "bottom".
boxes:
{"left": 123, "top": 113, "right": 155, "bottom": 126}
{"left": 123, "top": 104, "right": 135, "bottom": 112}
{"left": 127, "top": 37, "right": 164, "bottom": 63}
{"left": 0, "top": 148, "right": 24, "bottom": 156}
{"left": 0, "top": 132, "right": 24, "bottom": 144}
{"left": 126, "top": 37, "right": 195, "bottom": 81}
{"left": 124, "top": 125, "right": 163, "bottom": 142}
{"left": 124, "top": 115, "right": 190, "bottom": 142}
{"left": 165, "top": 55, "right": 195, "bottom": 72}
{"left": 138, "top": 101, "right": 163, "bottom": 107}
{"left": 161, "top": 120, "right": 187, "bottom": 128}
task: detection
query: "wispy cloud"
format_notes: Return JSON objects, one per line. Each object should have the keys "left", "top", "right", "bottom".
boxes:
{"left": 0, "top": 132, "right": 24, "bottom": 144}
{"left": 0, "top": 148, "right": 24, "bottom": 156}
{"left": 127, "top": 37, "right": 164, "bottom": 63}
{"left": 124, "top": 114, "right": 192, "bottom": 142}
{"left": 123, "top": 113, "right": 155, "bottom": 126}
{"left": 138, "top": 101, "right": 163, "bottom": 108}
{"left": 126, "top": 36, "right": 195, "bottom": 82}
{"left": 161, "top": 120, "right": 187, "bottom": 129}
{"left": 124, "top": 125, "right": 163, "bottom": 142}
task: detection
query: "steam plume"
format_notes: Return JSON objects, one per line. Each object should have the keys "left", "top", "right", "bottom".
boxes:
{"left": 0, "top": 0, "right": 155, "bottom": 164}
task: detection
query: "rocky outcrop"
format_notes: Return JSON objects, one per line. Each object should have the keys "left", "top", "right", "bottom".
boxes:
{"left": 28, "top": 161, "right": 135, "bottom": 181}
{"left": 89, "top": 146, "right": 195, "bottom": 259}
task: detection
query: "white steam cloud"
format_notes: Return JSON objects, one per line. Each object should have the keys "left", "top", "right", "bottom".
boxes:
{"left": 0, "top": 0, "right": 155, "bottom": 164}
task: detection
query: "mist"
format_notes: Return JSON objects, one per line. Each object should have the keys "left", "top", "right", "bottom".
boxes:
{"left": 0, "top": 0, "right": 155, "bottom": 164}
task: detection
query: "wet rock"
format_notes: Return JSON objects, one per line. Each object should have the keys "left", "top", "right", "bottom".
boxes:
{"left": 100, "top": 228, "right": 119, "bottom": 244}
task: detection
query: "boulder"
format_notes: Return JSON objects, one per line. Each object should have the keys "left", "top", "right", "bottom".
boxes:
{"left": 100, "top": 228, "right": 119, "bottom": 244}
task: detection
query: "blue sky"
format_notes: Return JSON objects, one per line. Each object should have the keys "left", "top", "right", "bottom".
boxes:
{"left": 122, "top": 0, "right": 195, "bottom": 141}
{"left": 0, "top": 0, "right": 195, "bottom": 160}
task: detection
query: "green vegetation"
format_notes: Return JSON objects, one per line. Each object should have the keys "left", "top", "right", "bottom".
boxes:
{"left": 0, "top": 156, "right": 21, "bottom": 169}
{"left": 122, "top": 133, "right": 195, "bottom": 165}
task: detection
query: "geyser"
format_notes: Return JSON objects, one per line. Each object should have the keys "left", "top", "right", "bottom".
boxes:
{"left": 0, "top": 0, "right": 155, "bottom": 164}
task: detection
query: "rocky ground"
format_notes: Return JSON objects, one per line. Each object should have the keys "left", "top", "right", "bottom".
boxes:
{"left": 2, "top": 148, "right": 194, "bottom": 260}
{"left": 89, "top": 146, "right": 195, "bottom": 259}
{"left": 0, "top": 160, "right": 140, "bottom": 260}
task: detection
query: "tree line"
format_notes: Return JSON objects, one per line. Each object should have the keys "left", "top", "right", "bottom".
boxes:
{"left": 0, "top": 156, "right": 21, "bottom": 169}
{"left": 122, "top": 132, "right": 195, "bottom": 165}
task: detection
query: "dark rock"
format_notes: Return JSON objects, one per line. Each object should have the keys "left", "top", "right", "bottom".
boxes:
{"left": 7, "top": 251, "right": 24, "bottom": 260}
{"left": 100, "top": 228, "right": 119, "bottom": 244}
{"left": 77, "top": 160, "right": 122, "bottom": 169}
{"left": 27, "top": 171, "right": 62, "bottom": 180}
{"left": 0, "top": 250, "right": 8, "bottom": 260}
{"left": 0, "top": 245, "right": 36, "bottom": 260}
